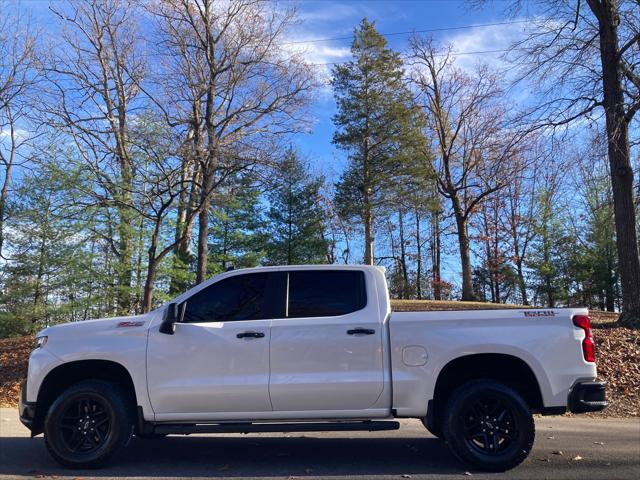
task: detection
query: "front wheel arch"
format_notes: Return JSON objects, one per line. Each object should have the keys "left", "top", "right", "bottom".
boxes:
{"left": 35, "top": 360, "right": 138, "bottom": 435}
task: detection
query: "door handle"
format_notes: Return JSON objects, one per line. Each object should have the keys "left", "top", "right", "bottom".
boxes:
{"left": 347, "top": 328, "right": 375, "bottom": 335}
{"left": 236, "top": 331, "right": 265, "bottom": 339}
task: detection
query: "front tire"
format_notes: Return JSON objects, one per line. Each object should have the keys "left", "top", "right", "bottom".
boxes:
{"left": 44, "top": 380, "right": 133, "bottom": 468}
{"left": 443, "top": 380, "right": 534, "bottom": 472}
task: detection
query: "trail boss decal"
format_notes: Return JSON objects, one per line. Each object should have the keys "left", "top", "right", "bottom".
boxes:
{"left": 522, "top": 310, "right": 557, "bottom": 317}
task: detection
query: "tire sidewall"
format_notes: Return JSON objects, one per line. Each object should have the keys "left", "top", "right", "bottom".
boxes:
{"left": 443, "top": 380, "right": 535, "bottom": 472}
{"left": 44, "top": 380, "right": 131, "bottom": 468}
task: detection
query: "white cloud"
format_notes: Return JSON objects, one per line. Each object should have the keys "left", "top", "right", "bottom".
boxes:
{"left": 283, "top": 39, "right": 351, "bottom": 82}
{"left": 441, "top": 21, "right": 527, "bottom": 72}
{"left": 0, "top": 127, "right": 29, "bottom": 139}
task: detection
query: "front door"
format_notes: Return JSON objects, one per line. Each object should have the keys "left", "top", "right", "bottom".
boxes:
{"left": 269, "top": 269, "right": 385, "bottom": 412}
{"left": 147, "top": 272, "right": 275, "bottom": 419}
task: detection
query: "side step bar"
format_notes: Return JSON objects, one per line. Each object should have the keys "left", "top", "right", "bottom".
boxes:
{"left": 153, "top": 420, "right": 400, "bottom": 435}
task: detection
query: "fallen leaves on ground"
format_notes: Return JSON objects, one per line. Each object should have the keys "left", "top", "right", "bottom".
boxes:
{"left": 589, "top": 320, "right": 640, "bottom": 418}
{"left": 0, "top": 336, "right": 32, "bottom": 407}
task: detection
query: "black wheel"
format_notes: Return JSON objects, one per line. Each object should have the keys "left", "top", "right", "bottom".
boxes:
{"left": 442, "top": 380, "right": 535, "bottom": 472}
{"left": 44, "top": 380, "right": 133, "bottom": 468}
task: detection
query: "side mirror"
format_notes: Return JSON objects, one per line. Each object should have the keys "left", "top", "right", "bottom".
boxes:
{"left": 159, "top": 302, "right": 181, "bottom": 335}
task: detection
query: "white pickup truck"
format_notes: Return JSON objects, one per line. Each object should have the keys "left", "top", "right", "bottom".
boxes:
{"left": 20, "top": 265, "right": 607, "bottom": 471}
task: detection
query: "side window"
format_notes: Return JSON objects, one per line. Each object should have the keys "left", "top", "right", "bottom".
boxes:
{"left": 183, "top": 273, "right": 269, "bottom": 322}
{"left": 288, "top": 270, "right": 367, "bottom": 318}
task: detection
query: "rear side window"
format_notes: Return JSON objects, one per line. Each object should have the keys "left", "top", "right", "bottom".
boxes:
{"left": 287, "top": 270, "right": 367, "bottom": 318}
{"left": 183, "top": 273, "right": 269, "bottom": 322}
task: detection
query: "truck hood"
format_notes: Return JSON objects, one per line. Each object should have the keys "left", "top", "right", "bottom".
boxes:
{"left": 38, "top": 313, "right": 156, "bottom": 339}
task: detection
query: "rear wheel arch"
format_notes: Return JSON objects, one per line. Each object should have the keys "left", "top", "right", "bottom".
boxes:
{"left": 34, "top": 360, "right": 138, "bottom": 434}
{"left": 426, "top": 353, "right": 544, "bottom": 434}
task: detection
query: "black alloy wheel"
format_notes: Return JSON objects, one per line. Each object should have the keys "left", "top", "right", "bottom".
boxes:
{"left": 44, "top": 380, "right": 132, "bottom": 468}
{"left": 56, "top": 395, "right": 112, "bottom": 453}
{"left": 443, "top": 380, "right": 535, "bottom": 472}
{"left": 461, "top": 395, "right": 518, "bottom": 455}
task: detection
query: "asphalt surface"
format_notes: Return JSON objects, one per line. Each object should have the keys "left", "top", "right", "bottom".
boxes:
{"left": 0, "top": 408, "right": 638, "bottom": 479}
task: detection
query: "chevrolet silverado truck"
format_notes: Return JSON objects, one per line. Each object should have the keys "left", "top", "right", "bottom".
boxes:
{"left": 20, "top": 265, "right": 607, "bottom": 471}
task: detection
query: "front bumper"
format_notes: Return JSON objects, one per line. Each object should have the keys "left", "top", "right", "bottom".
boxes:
{"left": 568, "top": 380, "right": 608, "bottom": 413}
{"left": 19, "top": 381, "right": 38, "bottom": 434}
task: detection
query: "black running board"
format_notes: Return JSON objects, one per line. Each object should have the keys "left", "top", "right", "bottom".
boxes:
{"left": 153, "top": 420, "right": 400, "bottom": 435}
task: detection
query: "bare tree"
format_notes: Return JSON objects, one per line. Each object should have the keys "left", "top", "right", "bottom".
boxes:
{"left": 0, "top": 8, "right": 38, "bottom": 259}
{"left": 409, "top": 36, "right": 527, "bottom": 301}
{"left": 502, "top": 158, "right": 539, "bottom": 306}
{"left": 149, "top": 0, "right": 314, "bottom": 284}
{"left": 42, "top": 0, "right": 145, "bottom": 314}
{"left": 505, "top": 0, "right": 640, "bottom": 325}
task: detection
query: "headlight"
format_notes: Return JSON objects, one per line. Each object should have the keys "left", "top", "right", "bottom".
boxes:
{"left": 35, "top": 336, "right": 48, "bottom": 349}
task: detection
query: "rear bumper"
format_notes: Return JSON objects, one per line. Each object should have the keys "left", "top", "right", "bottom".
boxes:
{"left": 19, "top": 381, "right": 38, "bottom": 434}
{"left": 568, "top": 380, "right": 608, "bottom": 413}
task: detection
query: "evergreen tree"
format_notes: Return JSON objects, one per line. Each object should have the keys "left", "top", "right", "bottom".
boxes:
{"left": 527, "top": 188, "right": 572, "bottom": 307}
{"left": 332, "top": 18, "right": 425, "bottom": 265}
{"left": 208, "top": 174, "right": 266, "bottom": 273}
{"left": 0, "top": 162, "right": 96, "bottom": 336}
{"left": 569, "top": 164, "right": 619, "bottom": 311}
{"left": 264, "top": 150, "right": 328, "bottom": 265}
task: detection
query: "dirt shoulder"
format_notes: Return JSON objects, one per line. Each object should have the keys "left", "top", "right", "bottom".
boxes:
{"left": 1, "top": 304, "right": 638, "bottom": 416}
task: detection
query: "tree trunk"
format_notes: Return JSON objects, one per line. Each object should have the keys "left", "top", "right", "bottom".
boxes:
{"left": 196, "top": 166, "right": 215, "bottom": 284}
{"left": 116, "top": 205, "right": 133, "bottom": 314}
{"left": 456, "top": 217, "right": 475, "bottom": 301}
{"left": 415, "top": 208, "right": 422, "bottom": 299}
{"left": 453, "top": 200, "right": 475, "bottom": 301}
{"left": 170, "top": 156, "right": 193, "bottom": 295}
{"left": 398, "top": 209, "right": 409, "bottom": 297}
{"left": 196, "top": 198, "right": 210, "bottom": 284}
{"left": 431, "top": 206, "right": 441, "bottom": 300}
{"left": 594, "top": 0, "right": 640, "bottom": 326}
{"left": 0, "top": 123, "right": 14, "bottom": 259}
{"left": 134, "top": 214, "right": 145, "bottom": 313}
{"left": 363, "top": 196, "right": 374, "bottom": 265}
{"left": 515, "top": 257, "right": 528, "bottom": 305}
{"left": 142, "top": 245, "right": 158, "bottom": 313}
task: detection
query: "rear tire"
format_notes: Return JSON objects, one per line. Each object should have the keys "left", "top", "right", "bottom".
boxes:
{"left": 44, "top": 380, "right": 133, "bottom": 468}
{"left": 442, "top": 380, "right": 534, "bottom": 472}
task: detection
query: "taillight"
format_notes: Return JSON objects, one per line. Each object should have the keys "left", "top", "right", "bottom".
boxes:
{"left": 573, "top": 315, "right": 595, "bottom": 362}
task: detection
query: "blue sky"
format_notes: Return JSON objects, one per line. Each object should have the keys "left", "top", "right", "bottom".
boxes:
{"left": 284, "top": 0, "right": 527, "bottom": 179}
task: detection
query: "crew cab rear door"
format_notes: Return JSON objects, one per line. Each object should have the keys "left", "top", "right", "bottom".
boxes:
{"left": 147, "top": 272, "right": 277, "bottom": 419}
{"left": 269, "top": 269, "right": 385, "bottom": 412}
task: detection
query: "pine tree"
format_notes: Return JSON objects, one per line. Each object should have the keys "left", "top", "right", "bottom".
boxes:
{"left": 332, "top": 18, "right": 424, "bottom": 265}
{"left": 264, "top": 150, "right": 328, "bottom": 265}
{"left": 528, "top": 188, "right": 572, "bottom": 307}
{"left": 208, "top": 174, "right": 266, "bottom": 273}
{"left": 0, "top": 161, "right": 96, "bottom": 335}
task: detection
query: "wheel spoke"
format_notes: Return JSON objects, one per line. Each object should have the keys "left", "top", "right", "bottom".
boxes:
{"left": 58, "top": 421, "right": 78, "bottom": 431}
{"left": 94, "top": 426, "right": 105, "bottom": 443}
{"left": 58, "top": 395, "right": 111, "bottom": 454}
{"left": 94, "top": 416, "right": 110, "bottom": 428}
{"left": 69, "top": 431, "right": 86, "bottom": 452}
{"left": 481, "top": 432, "right": 490, "bottom": 450}
{"left": 462, "top": 395, "right": 518, "bottom": 455}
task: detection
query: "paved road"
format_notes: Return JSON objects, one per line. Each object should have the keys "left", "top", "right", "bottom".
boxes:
{"left": 0, "top": 408, "right": 638, "bottom": 479}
